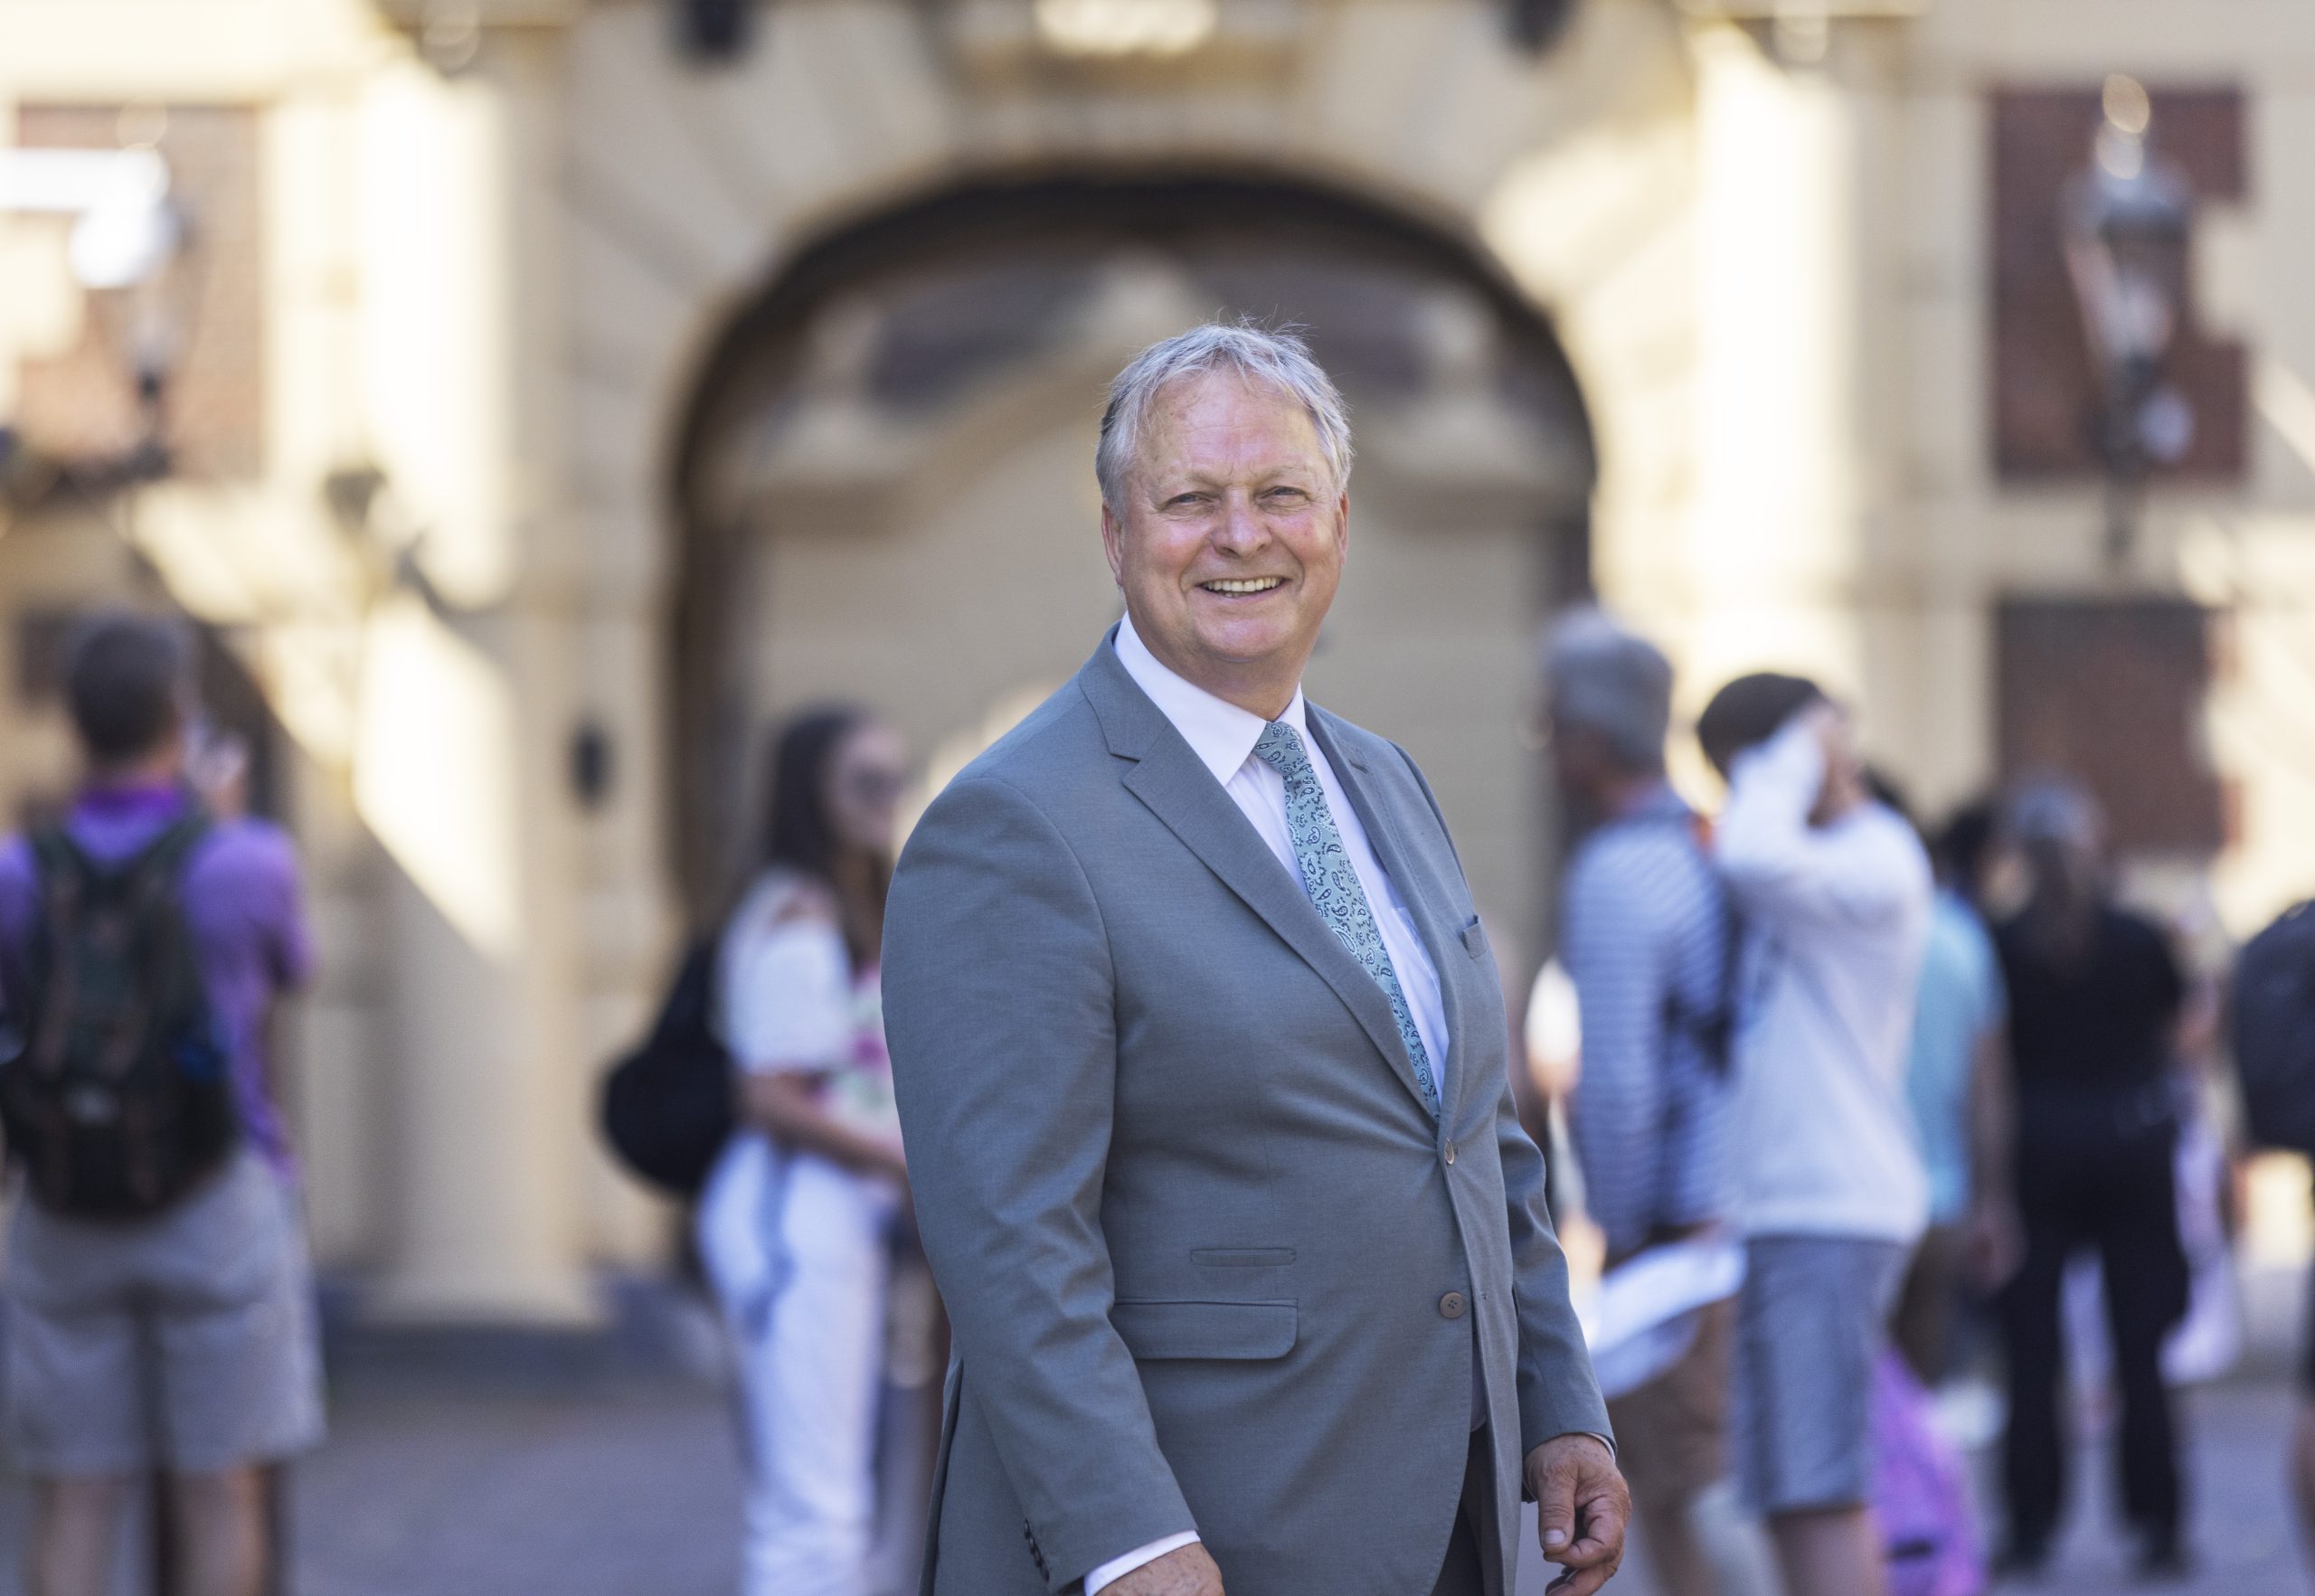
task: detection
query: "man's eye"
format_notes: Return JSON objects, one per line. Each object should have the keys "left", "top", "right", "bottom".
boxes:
{"left": 1165, "top": 494, "right": 1207, "bottom": 510}
{"left": 1263, "top": 487, "right": 1309, "bottom": 504}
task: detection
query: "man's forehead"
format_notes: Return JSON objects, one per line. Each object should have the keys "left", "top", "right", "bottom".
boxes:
{"left": 1139, "top": 373, "right": 1328, "bottom": 468}
{"left": 1150, "top": 367, "right": 1309, "bottom": 421}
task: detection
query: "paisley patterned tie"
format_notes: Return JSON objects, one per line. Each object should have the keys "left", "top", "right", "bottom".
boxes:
{"left": 1253, "top": 721, "right": 1441, "bottom": 1119}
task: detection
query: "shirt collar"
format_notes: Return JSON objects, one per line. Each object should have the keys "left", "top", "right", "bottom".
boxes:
{"left": 1113, "top": 613, "right": 1309, "bottom": 788}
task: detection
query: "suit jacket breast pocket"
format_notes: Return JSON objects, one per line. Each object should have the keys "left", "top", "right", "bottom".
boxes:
{"left": 1111, "top": 1299, "right": 1298, "bottom": 1361}
{"left": 1461, "top": 915, "right": 1488, "bottom": 959}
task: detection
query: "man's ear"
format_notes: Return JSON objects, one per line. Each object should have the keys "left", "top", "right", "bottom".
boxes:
{"left": 1100, "top": 504, "right": 1126, "bottom": 586}
{"left": 1332, "top": 490, "right": 1350, "bottom": 553}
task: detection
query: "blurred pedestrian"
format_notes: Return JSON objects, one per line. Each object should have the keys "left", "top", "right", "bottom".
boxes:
{"left": 1544, "top": 612, "right": 1743, "bottom": 1594}
{"left": 1698, "top": 674, "right": 1932, "bottom": 1596}
{"left": 1990, "top": 781, "right": 2191, "bottom": 1579}
{"left": 695, "top": 707, "right": 912, "bottom": 1596}
{"left": 0, "top": 613, "right": 323, "bottom": 1596}
{"left": 2230, "top": 898, "right": 2315, "bottom": 1567}
{"left": 1892, "top": 801, "right": 2017, "bottom": 1386}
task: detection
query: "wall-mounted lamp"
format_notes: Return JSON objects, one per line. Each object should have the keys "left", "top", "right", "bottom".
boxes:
{"left": 2061, "top": 75, "right": 2193, "bottom": 566}
{"left": 0, "top": 140, "right": 187, "bottom": 488}
{"left": 570, "top": 720, "right": 616, "bottom": 811}
{"left": 1503, "top": 0, "right": 1577, "bottom": 52}
{"left": 674, "top": 0, "right": 753, "bottom": 61}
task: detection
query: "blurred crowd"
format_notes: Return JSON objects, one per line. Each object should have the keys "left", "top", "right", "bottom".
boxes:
{"left": 1530, "top": 609, "right": 2278, "bottom": 1596}
{"left": 5, "top": 599, "right": 2313, "bottom": 1596}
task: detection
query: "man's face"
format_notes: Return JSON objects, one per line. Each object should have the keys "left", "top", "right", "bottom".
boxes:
{"left": 1546, "top": 713, "right": 1610, "bottom": 810}
{"left": 1101, "top": 372, "right": 1347, "bottom": 712}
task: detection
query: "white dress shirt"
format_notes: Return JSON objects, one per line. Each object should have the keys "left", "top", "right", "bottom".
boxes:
{"left": 1087, "top": 618, "right": 1451, "bottom": 1596}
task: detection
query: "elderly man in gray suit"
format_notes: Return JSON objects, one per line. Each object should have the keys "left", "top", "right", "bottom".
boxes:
{"left": 883, "top": 323, "right": 1627, "bottom": 1596}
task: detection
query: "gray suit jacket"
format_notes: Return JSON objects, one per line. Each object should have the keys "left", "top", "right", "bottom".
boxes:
{"left": 884, "top": 633, "right": 1609, "bottom": 1596}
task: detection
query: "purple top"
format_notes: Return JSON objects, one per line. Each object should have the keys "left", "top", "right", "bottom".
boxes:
{"left": 0, "top": 782, "right": 316, "bottom": 1176}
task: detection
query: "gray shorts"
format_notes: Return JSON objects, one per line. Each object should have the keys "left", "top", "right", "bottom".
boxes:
{"left": 4, "top": 1147, "right": 325, "bottom": 1477}
{"left": 1734, "top": 1234, "right": 1907, "bottom": 1515}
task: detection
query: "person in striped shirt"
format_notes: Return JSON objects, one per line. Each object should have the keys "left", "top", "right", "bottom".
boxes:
{"left": 1545, "top": 612, "right": 1740, "bottom": 1593}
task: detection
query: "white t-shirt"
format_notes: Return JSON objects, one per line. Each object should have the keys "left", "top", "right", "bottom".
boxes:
{"left": 1716, "top": 721, "right": 1932, "bottom": 1244}
{"left": 696, "top": 870, "right": 899, "bottom": 1313}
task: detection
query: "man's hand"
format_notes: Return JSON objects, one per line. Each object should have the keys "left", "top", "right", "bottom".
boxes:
{"left": 1526, "top": 1433, "right": 1629, "bottom": 1596}
{"left": 1095, "top": 1542, "right": 1224, "bottom": 1596}
{"left": 1793, "top": 700, "right": 1867, "bottom": 826}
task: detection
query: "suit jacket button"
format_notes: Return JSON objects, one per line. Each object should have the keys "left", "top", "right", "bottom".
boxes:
{"left": 1443, "top": 1139, "right": 1457, "bottom": 1165}
{"left": 1440, "top": 1291, "right": 1468, "bottom": 1319}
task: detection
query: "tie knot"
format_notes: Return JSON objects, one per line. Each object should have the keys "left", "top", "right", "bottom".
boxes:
{"left": 1253, "top": 720, "right": 1313, "bottom": 781}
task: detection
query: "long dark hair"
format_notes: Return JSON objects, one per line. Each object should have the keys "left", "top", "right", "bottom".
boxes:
{"left": 761, "top": 705, "right": 889, "bottom": 966}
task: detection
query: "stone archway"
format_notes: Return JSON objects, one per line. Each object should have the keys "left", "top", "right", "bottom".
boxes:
{"left": 546, "top": 0, "right": 1709, "bottom": 1279}
{"left": 668, "top": 173, "right": 1599, "bottom": 944}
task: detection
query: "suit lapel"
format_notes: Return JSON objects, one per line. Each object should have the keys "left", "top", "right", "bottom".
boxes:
{"left": 1076, "top": 637, "right": 1428, "bottom": 1113}
{"left": 1306, "top": 710, "right": 1479, "bottom": 1122}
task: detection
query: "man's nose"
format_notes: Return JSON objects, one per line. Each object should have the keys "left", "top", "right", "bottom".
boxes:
{"left": 1212, "top": 493, "right": 1269, "bottom": 553}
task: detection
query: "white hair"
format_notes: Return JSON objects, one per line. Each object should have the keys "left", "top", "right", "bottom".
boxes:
{"left": 1096, "top": 321, "right": 1354, "bottom": 512}
{"left": 1540, "top": 608, "right": 1674, "bottom": 772}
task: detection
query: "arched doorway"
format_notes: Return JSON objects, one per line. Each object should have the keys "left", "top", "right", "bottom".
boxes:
{"left": 672, "top": 174, "right": 1597, "bottom": 949}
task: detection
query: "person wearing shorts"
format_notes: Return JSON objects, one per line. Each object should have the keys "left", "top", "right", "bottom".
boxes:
{"left": 0, "top": 615, "right": 321, "bottom": 1596}
{"left": 1545, "top": 612, "right": 1743, "bottom": 1592}
{"left": 1701, "top": 675, "right": 1932, "bottom": 1596}
{"left": 1734, "top": 1238, "right": 1909, "bottom": 1516}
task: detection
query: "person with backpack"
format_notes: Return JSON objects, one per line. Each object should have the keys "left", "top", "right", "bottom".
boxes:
{"left": 1989, "top": 780, "right": 2191, "bottom": 1580}
{"left": 1698, "top": 673, "right": 1932, "bottom": 1596}
{"left": 0, "top": 613, "right": 320, "bottom": 1596}
{"left": 1544, "top": 611, "right": 1746, "bottom": 1595}
{"left": 694, "top": 706, "right": 912, "bottom": 1596}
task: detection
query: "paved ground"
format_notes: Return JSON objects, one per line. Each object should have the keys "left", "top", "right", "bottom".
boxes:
{"left": 0, "top": 1320, "right": 748, "bottom": 1596}
{"left": 1608, "top": 1374, "right": 2310, "bottom": 1596}
{"left": 1978, "top": 1374, "right": 2306, "bottom": 1596}
{"left": 2, "top": 1306, "right": 2310, "bottom": 1595}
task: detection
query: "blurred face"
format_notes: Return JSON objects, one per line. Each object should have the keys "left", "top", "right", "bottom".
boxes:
{"left": 824, "top": 722, "right": 907, "bottom": 858}
{"left": 1101, "top": 372, "right": 1347, "bottom": 719}
{"left": 1543, "top": 706, "right": 1607, "bottom": 802}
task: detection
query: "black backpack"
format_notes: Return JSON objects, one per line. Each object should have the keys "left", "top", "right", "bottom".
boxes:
{"left": 598, "top": 940, "right": 735, "bottom": 1198}
{"left": 2234, "top": 900, "right": 2315, "bottom": 1152}
{"left": 0, "top": 816, "right": 239, "bottom": 1217}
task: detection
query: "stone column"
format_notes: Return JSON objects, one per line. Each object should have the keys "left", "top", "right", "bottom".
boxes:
{"left": 351, "top": 30, "right": 593, "bottom": 1321}
{"left": 1683, "top": 20, "right": 1894, "bottom": 710}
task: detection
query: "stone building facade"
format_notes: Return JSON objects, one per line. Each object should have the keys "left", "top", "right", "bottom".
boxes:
{"left": 2, "top": 0, "right": 2311, "bottom": 1318}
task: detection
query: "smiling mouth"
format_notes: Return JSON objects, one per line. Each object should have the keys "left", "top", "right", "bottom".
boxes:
{"left": 1200, "top": 577, "right": 1286, "bottom": 596}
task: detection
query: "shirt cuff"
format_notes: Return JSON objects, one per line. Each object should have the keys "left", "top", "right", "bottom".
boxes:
{"left": 1086, "top": 1532, "right": 1200, "bottom": 1593}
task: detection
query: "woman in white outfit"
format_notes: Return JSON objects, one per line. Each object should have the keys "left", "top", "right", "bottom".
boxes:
{"left": 697, "top": 707, "right": 912, "bottom": 1596}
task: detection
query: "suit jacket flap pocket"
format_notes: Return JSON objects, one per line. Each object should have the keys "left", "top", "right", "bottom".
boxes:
{"left": 1111, "top": 1299, "right": 1297, "bottom": 1361}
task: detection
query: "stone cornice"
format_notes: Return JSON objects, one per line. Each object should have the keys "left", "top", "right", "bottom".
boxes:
{"left": 1673, "top": 0, "right": 1924, "bottom": 14}
{"left": 367, "top": 0, "right": 591, "bottom": 30}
